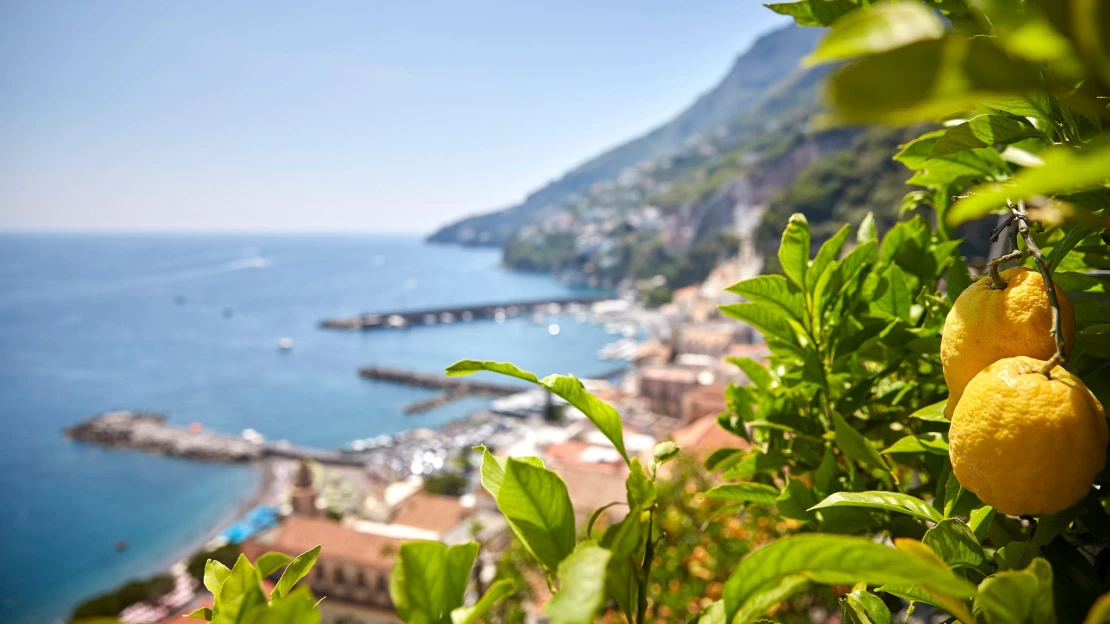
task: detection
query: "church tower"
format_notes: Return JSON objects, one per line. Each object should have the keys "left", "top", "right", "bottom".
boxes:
{"left": 291, "top": 460, "right": 318, "bottom": 515}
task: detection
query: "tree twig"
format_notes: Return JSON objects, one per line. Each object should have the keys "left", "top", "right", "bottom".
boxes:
{"left": 986, "top": 250, "right": 1023, "bottom": 289}
{"left": 1006, "top": 200, "right": 1067, "bottom": 375}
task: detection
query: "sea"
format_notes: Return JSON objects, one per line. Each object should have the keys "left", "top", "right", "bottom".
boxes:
{"left": 0, "top": 233, "right": 617, "bottom": 623}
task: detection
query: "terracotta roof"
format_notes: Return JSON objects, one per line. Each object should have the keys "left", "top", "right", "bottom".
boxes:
{"left": 545, "top": 440, "right": 622, "bottom": 472}
{"left": 391, "top": 491, "right": 472, "bottom": 534}
{"left": 246, "top": 516, "right": 400, "bottom": 571}
{"left": 672, "top": 415, "right": 749, "bottom": 457}
{"left": 550, "top": 461, "right": 629, "bottom": 513}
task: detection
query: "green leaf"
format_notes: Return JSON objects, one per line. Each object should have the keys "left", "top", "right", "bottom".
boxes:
{"left": 389, "top": 541, "right": 478, "bottom": 623}
{"left": 806, "top": 1, "right": 944, "bottom": 65}
{"left": 814, "top": 445, "right": 839, "bottom": 498}
{"left": 776, "top": 480, "right": 817, "bottom": 522}
{"left": 948, "top": 143, "right": 1110, "bottom": 226}
{"left": 974, "top": 558, "right": 1056, "bottom": 624}
{"left": 894, "top": 131, "right": 1006, "bottom": 188}
{"left": 212, "top": 555, "right": 266, "bottom": 624}
{"left": 692, "top": 600, "right": 727, "bottom": 624}
{"left": 878, "top": 583, "right": 972, "bottom": 621}
{"left": 474, "top": 445, "right": 544, "bottom": 500}
{"left": 601, "top": 509, "right": 644, "bottom": 620}
{"left": 705, "top": 447, "right": 744, "bottom": 472}
{"left": 734, "top": 575, "right": 811, "bottom": 624}
{"left": 872, "top": 264, "right": 912, "bottom": 321}
{"left": 722, "top": 534, "right": 976, "bottom": 621}
{"left": 882, "top": 432, "right": 948, "bottom": 455}
{"left": 841, "top": 587, "right": 892, "bottom": 624}
{"left": 982, "top": 94, "right": 1056, "bottom": 124}
{"left": 272, "top": 545, "right": 320, "bottom": 601}
{"left": 451, "top": 362, "right": 630, "bottom": 465}
{"left": 446, "top": 359, "right": 539, "bottom": 383}
{"left": 826, "top": 36, "right": 1043, "bottom": 125}
{"left": 451, "top": 579, "right": 516, "bottom": 624}
{"left": 930, "top": 114, "right": 1046, "bottom": 158}
{"left": 539, "top": 374, "right": 630, "bottom": 465}
{"left": 857, "top": 212, "right": 878, "bottom": 244}
{"left": 722, "top": 450, "right": 789, "bottom": 480}
{"left": 255, "top": 552, "right": 292, "bottom": 579}
{"left": 626, "top": 458, "right": 656, "bottom": 511}
{"left": 497, "top": 458, "right": 576, "bottom": 570}
{"left": 810, "top": 491, "right": 943, "bottom": 523}
{"left": 807, "top": 225, "right": 851, "bottom": 291}
{"left": 969, "top": 506, "right": 996, "bottom": 541}
{"left": 204, "top": 559, "right": 232, "bottom": 596}
{"left": 815, "top": 240, "right": 878, "bottom": 316}
{"left": 725, "top": 357, "right": 774, "bottom": 390}
{"left": 831, "top": 412, "right": 889, "bottom": 473}
{"left": 923, "top": 518, "right": 988, "bottom": 572}
{"left": 186, "top": 607, "right": 213, "bottom": 620}
{"left": 720, "top": 302, "right": 799, "bottom": 346}
{"left": 1048, "top": 225, "right": 1096, "bottom": 269}
{"left": 779, "top": 213, "right": 811, "bottom": 289}
{"left": 703, "top": 482, "right": 782, "bottom": 505}
{"left": 726, "top": 274, "right": 805, "bottom": 320}
{"left": 445, "top": 542, "right": 481, "bottom": 611}
{"left": 248, "top": 587, "right": 320, "bottom": 624}
{"left": 765, "top": 0, "right": 857, "bottom": 27}
{"left": 909, "top": 400, "right": 949, "bottom": 423}
{"left": 545, "top": 541, "right": 612, "bottom": 624}
{"left": 653, "top": 441, "right": 679, "bottom": 467}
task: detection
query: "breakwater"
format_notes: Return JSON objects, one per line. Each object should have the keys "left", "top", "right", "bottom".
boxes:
{"left": 319, "top": 295, "right": 608, "bottom": 330}
{"left": 359, "top": 365, "right": 525, "bottom": 394}
{"left": 65, "top": 411, "right": 363, "bottom": 465}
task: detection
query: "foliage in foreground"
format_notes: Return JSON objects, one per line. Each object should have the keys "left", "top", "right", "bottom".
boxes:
{"left": 393, "top": 1, "right": 1110, "bottom": 623}
{"left": 181, "top": 545, "right": 323, "bottom": 624}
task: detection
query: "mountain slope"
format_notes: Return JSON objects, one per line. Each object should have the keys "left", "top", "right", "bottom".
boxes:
{"left": 427, "top": 24, "right": 823, "bottom": 246}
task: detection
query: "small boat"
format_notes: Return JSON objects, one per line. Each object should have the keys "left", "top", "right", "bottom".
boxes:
{"left": 277, "top": 338, "right": 294, "bottom": 351}
{"left": 114, "top": 540, "right": 128, "bottom": 552}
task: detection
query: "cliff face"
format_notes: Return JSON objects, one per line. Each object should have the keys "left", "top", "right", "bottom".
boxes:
{"left": 427, "top": 24, "right": 823, "bottom": 246}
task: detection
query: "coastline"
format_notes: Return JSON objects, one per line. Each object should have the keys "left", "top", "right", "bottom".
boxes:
{"left": 167, "top": 458, "right": 279, "bottom": 567}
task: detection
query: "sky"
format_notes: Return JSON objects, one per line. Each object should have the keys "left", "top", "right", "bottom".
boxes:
{"left": 0, "top": 1, "right": 789, "bottom": 233}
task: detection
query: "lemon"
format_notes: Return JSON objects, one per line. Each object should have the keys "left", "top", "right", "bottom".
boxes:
{"left": 941, "top": 266, "right": 1075, "bottom": 418}
{"left": 949, "top": 356, "right": 1107, "bottom": 516}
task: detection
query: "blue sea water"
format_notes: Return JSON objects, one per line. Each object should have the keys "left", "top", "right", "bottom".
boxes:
{"left": 0, "top": 233, "right": 615, "bottom": 623}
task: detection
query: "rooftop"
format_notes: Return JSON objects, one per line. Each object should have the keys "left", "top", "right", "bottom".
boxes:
{"left": 246, "top": 516, "right": 400, "bottom": 571}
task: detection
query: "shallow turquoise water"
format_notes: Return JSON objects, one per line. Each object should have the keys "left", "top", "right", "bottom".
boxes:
{"left": 0, "top": 233, "right": 614, "bottom": 622}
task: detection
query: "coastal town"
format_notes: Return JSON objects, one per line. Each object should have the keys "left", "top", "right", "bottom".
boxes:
{"left": 64, "top": 250, "right": 769, "bottom": 624}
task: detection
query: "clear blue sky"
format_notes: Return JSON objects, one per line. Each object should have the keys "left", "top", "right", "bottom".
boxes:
{"left": 0, "top": 1, "right": 788, "bottom": 233}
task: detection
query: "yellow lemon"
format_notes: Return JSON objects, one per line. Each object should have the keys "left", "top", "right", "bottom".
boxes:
{"left": 941, "top": 266, "right": 1075, "bottom": 418}
{"left": 949, "top": 356, "right": 1107, "bottom": 516}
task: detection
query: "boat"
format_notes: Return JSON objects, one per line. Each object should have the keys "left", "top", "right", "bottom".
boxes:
{"left": 277, "top": 338, "right": 294, "bottom": 351}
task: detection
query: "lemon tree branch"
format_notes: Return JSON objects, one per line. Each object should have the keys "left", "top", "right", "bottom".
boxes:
{"left": 1008, "top": 200, "right": 1067, "bottom": 374}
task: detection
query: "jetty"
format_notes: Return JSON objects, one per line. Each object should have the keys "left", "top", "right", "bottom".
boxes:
{"left": 319, "top": 295, "right": 609, "bottom": 330}
{"left": 65, "top": 411, "right": 364, "bottom": 465}
{"left": 359, "top": 364, "right": 630, "bottom": 415}
{"left": 359, "top": 365, "right": 525, "bottom": 395}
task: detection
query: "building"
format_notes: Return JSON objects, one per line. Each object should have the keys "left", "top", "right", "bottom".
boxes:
{"left": 681, "top": 378, "right": 730, "bottom": 424}
{"left": 638, "top": 365, "right": 705, "bottom": 419}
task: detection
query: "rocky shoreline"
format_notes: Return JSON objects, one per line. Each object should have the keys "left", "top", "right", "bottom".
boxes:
{"left": 65, "top": 411, "right": 264, "bottom": 462}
